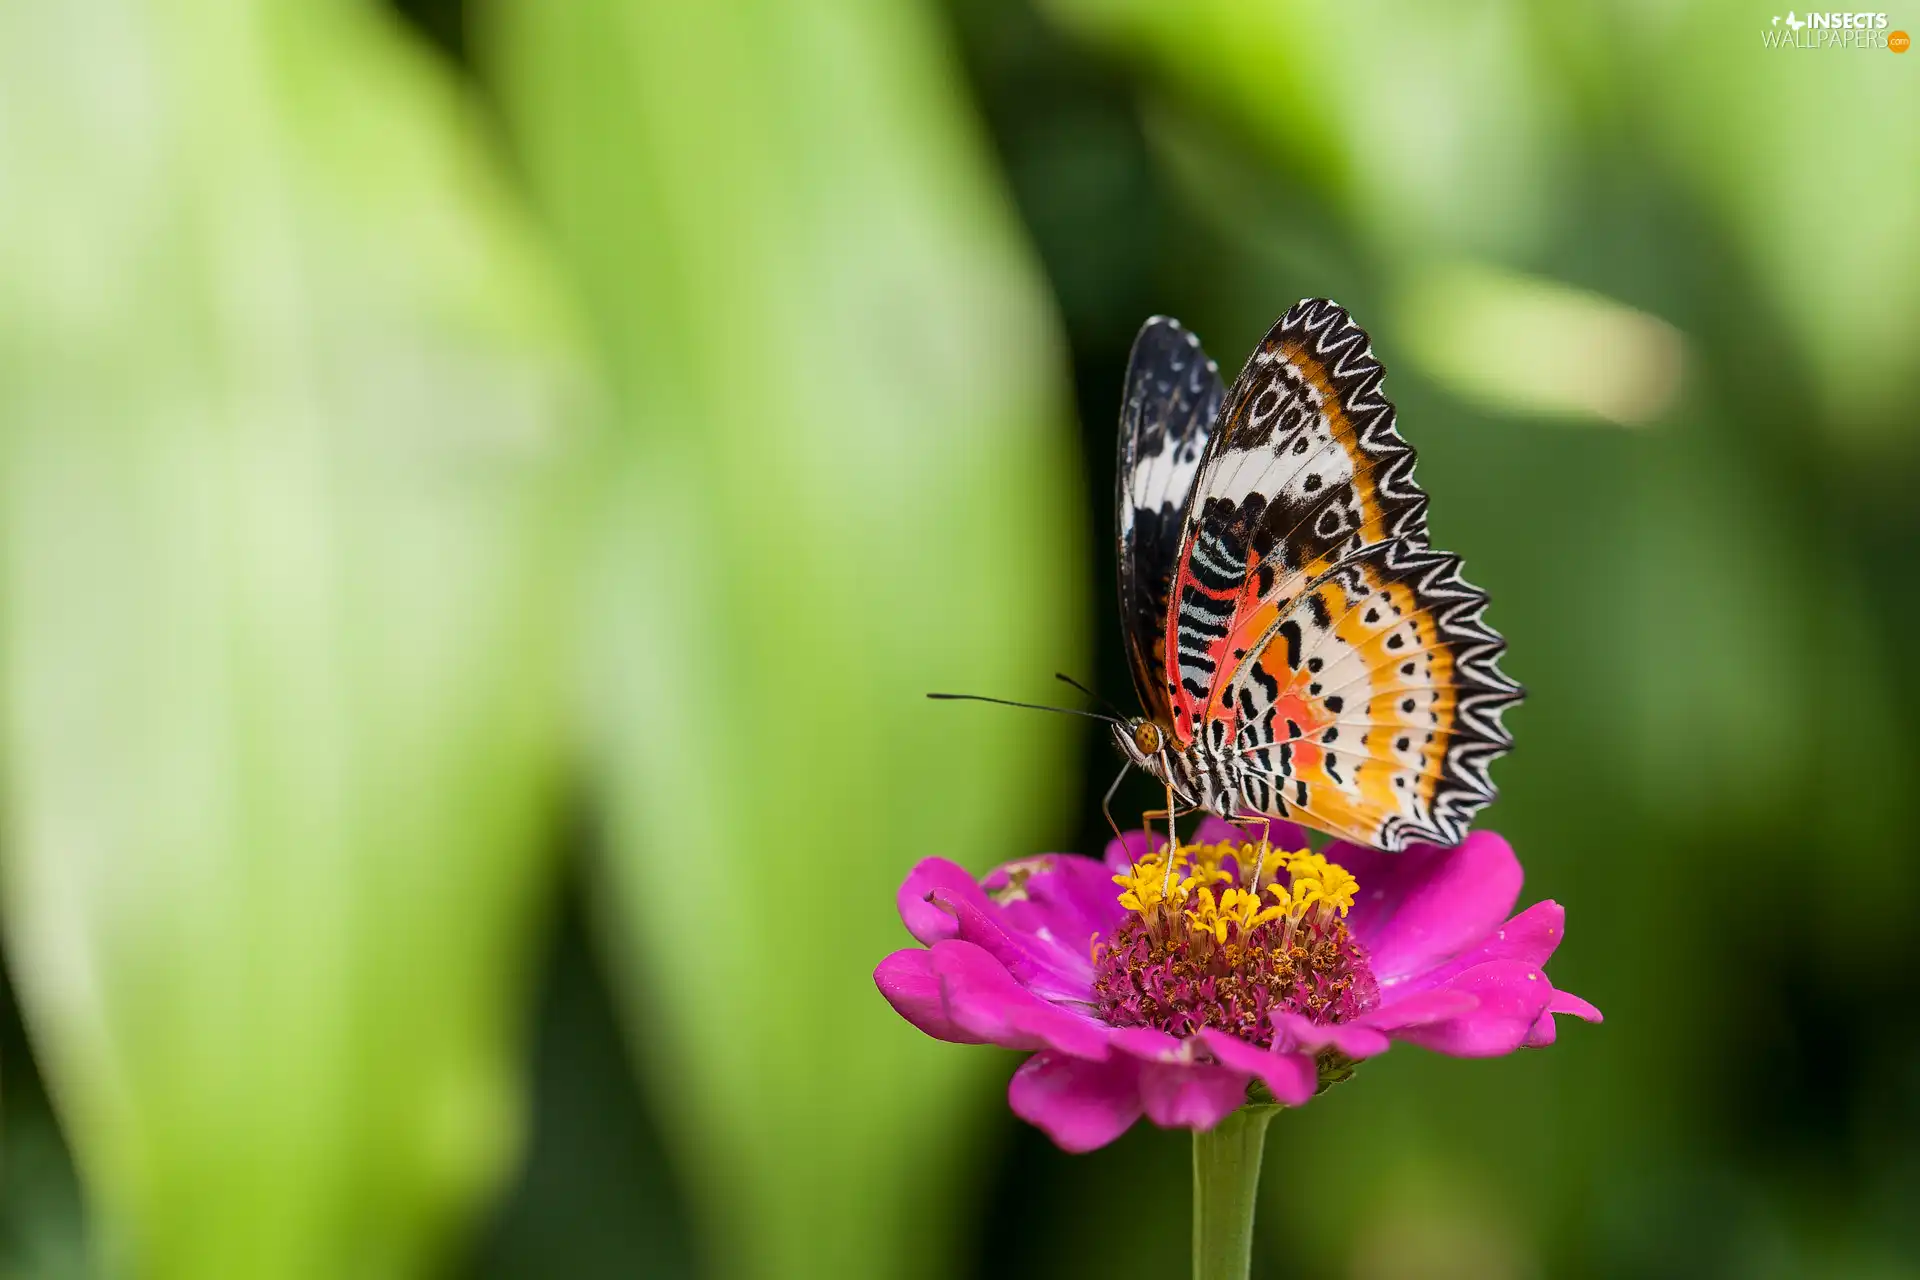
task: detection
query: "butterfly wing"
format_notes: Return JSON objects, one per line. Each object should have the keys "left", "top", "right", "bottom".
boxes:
{"left": 1163, "top": 298, "right": 1520, "bottom": 849}
{"left": 1117, "top": 317, "right": 1224, "bottom": 724}
{"left": 1225, "top": 538, "right": 1521, "bottom": 849}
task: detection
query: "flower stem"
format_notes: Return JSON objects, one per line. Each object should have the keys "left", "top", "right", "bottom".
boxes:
{"left": 1191, "top": 1104, "right": 1277, "bottom": 1280}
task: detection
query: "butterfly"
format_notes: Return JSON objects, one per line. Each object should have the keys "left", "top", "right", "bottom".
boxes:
{"left": 1111, "top": 299, "right": 1522, "bottom": 852}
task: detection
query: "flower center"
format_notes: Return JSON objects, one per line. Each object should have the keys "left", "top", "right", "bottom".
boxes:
{"left": 1092, "top": 839, "right": 1379, "bottom": 1047}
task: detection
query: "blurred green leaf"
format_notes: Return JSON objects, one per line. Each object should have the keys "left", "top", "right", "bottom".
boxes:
{"left": 1050, "top": 0, "right": 1920, "bottom": 451}
{"left": 1626, "top": 0, "right": 1920, "bottom": 449}
{"left": 478, "top": 1, "right": 1087, "bottom": 1276}
{"left": 1043, "top": 0, "right": 1568, "bottom": 265}
{"left": 1393, "top": 260, "right": 1686, "bottom": 427}
{"left": 0, "top": 2, "right": 587, "bottom": 1275}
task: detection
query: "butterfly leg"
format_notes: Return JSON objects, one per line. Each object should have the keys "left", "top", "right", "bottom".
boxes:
{"left": 1247, "top": 816, "right": 1274, "bottom": 892}
{"left": 1098, "top": 759, "right": 1130, "bottom": 852}
{"left": 1159, "top": 774, "right": 1180, "bottom": 895}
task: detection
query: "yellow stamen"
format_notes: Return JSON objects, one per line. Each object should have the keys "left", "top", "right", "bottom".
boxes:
{"left": 1223, "top": 885, "right": 1286, "bottom": 931}
{"left": 1314, "top": 862, "right": 1359, "bottom": 916}
{"left": 1284, "top": 857, "right": 1358, "bottom": 918}
{"left": 1184, "top": 883, "right": 1288, "bottom": 943}
{"left": 1182, "top": 841, "right": 1239, "bottom": 888}
{"left": 1185, "top": 885, "right": 1225, "bottom": 942}
{"left": 1112, "top": 837, "right": 1358, "bottom": 925}
{"left": 1113, "top": 849, "right": 1201, "bottom": 916}
{"left": 1284, "top": 850, "right": 1329, "bottom": 882}
{"left": 1289, "top": 876, "right": 1328, "bottom": 916}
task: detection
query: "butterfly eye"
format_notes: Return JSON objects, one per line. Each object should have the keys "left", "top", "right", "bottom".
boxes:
{"left": 1133, "top": 721, "right": 1163, "bottom": 754}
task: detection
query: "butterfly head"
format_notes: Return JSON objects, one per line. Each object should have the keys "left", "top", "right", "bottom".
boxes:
{"left": 1114, "top": 717, "right": 1173, "bottom": 777}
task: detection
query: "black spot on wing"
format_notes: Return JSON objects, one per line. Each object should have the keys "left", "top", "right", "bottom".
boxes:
{"left": 1277, "top": 620, "right": 1302, "bottom": 671}
{"left": 1250, "top": 661, "right": 1280, "bottom": 701}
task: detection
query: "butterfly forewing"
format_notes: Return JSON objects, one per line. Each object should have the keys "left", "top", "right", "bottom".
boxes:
{"left": 1163, "top": 300, "right": 1431, "bottom": 745}
{"left": 1154, "top": 298, "right": 1522, "bottom": 850}
{"left": 1116, "top": 317, "right": 1225, "bottom": 726}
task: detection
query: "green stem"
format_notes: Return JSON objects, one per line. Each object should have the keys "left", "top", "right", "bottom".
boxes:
{"left": 1191, "top": 1104, "right": 1277, "bottom": 1280}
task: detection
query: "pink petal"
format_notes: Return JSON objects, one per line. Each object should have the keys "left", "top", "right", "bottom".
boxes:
{"left": 1490, "top": 900, "right": 1569, "bottom": 967}
{"left": 1104, "top": 828, "right": 1169, "bottom": 873}
{"left": 928, "top": 940, "right": 1111, "bottom": 1060}
{"left": 1359, "top": 988, "right": 1480, "bottom": 1033}
{"left": 984, "top": 854, "right": 1128, "bottom": 951}
{"left": 874, "top": 949, "right": 986, "bottom": 1044}
{"left": 933, "top": 888, "right": 1093, "bottom": 1004}
{"left": 898, "top": 858, "right": 991, "bottom": 945}
{"left": 1387, "top": 959, "right": 1555, "bottom": 1057}
{"left": 1268, "top": 1011, "right": 1391, "bottom": 1062}
{"left": 1198, "top": 1028, "right": 1318, "bottom": 1105}
{"left": 1107, "top": 1025, "right": 1188, "bottom": 1062}
{"left": 1524, "top": 989, "right": 1602, "bottom": 1046}
{"left": 1008, "top": 1050, "right": 1144, "bottom": 1153}
{"left": 1137, "top": 1061, "right": 1250, "bottom": 1130}
{"left": 1548, "top": 989, "right": 1603, "bottom": 1023}
{"left": 1385, "top": 900, "right": 1569, "bottom": 998}
{"left": 1107, "top": 1026, "right": 1261, "bottom": 1130}
{"left": 1315, "top": 839, "right": 1394, "bottom": 899}
{"left": 1348, "top": 831, "right": 1524, "bottom": 986}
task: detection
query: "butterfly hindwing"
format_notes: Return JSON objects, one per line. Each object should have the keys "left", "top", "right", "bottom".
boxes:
{"left": 1117, "top": 317, "right": 1225, "bottom": 725}
{"left": 1157, "top": 298, "right": 1521, "bottom": 850}
{"left": 1225, "top": 537, "right": 1521, "bottom": 849}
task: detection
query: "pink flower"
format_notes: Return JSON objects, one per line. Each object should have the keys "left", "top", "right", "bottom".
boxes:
{"left": 874, "top": 817, "right": 1600, "bottom": 1153}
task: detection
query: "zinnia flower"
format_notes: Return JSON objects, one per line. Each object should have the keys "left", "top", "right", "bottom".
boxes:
{"left": 875, "top": 817, "right": 1600, "bottom": 1152}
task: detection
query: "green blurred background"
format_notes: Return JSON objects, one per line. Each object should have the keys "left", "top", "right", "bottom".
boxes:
{"left": 1, "top": 0, "right": 1916, "bottom": 1277}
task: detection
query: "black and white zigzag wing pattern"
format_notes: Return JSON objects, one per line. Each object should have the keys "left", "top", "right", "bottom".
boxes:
{"left": 1116, "top": 316, "right": 1225, "bottom": 725}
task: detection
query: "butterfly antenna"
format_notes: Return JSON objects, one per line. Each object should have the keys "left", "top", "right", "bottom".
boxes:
{"left": 926, "top": 693, "right": 1121, "bottom": 725}
{"left": 1053, "top": 673, "right": 1126, "bottom": 721}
